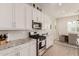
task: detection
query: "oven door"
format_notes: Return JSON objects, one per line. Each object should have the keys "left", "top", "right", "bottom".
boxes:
{"left": 38, "top": 39, "right": 46, "bottom": 56}
{"left": 39, "top": 40, "right": 46, "bottom": 49}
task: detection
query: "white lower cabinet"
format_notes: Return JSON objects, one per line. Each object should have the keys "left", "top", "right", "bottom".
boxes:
{"left": 0, "top": 46, "right": 20, "bottom": 56}
{"left": 5, "top": 52, "right": 20, "bottom": 56}
{"left": 46, "top": 35, "right": 53, "bottom": 49}
{"left": 29, "top": 40, "right": 36, "bottom": 56}
{"left": 0, "top": 40, "right": 36, "bottom": 56}
{"left": 19, "top": 43, "right": 30, "bottom": 56}
{"left": 20, "top": 40, "right": 36, "bottom": 56}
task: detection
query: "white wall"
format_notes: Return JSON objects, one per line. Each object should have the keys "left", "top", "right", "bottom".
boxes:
{"left": 56, "top": 15, "right": 78, "bottom": 36}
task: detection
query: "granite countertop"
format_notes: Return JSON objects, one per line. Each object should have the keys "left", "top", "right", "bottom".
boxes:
{"left": 0, "top": 37, "right": 32, "bottom": 51}
{"left": 54, "top": 40, "right": 79, "bottom": 49}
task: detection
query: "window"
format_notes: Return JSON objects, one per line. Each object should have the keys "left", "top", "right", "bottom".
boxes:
{"left": 67, "top": 21, "right": 77, "bottom": 33}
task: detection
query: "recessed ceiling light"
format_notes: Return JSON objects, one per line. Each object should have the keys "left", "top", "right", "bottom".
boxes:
{"left": 58, "top": 3, "right": 62, "bottom": 6}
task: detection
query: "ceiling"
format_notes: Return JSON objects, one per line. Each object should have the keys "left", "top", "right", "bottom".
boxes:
{"left": 38, "top": 3, "right": 79, "bottom": 18}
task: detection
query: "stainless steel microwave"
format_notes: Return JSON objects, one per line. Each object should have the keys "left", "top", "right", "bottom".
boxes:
{"left": 32, "top": 20, "right": 42, "bottom": 30}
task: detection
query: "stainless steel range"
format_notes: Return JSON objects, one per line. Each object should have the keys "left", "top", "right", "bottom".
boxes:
{"left": 29, "top": 32, "right": 47, "bottom": 56}
{"left": 37, "top": 36, "right": 46, "bottom": 56}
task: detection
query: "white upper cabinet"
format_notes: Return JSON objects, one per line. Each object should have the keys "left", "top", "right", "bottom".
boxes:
{"left": 0, "top": 4, "right": 13, "bottom": 29}
{"left": 33, "top": 8, "right": 51, "bottom": 31}
{"left": 42, "top": 14, "right": 48, "bottom": 30}
{"left": 43, "top": 14, "right": 51, "bottom": 30}
{"left": 13, "top": 4, "right": 26, "bottom": 30}
{"left": 33, "top": 8, "right": 37, "bottom": 22}
{"left": 33, "top": 8, "right": 42, "bottom": 22}
{"left": 0, "top": 3, "right": 51, "bottom": 30}
{"left": 42, "top": 13, "right": 45, "bottom": 30}
{"left": 36, "top": 10, "right": 42, "bottom": 22}
{"left": 25, "top": 4, "right": 33, "bottom": 30}
{"left": 0, "top": 3, "right": 26, "bottom": 30}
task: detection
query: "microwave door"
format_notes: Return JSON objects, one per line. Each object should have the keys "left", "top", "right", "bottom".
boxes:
{"left": 32, "top": 21, "right": 42, "bottom": 29}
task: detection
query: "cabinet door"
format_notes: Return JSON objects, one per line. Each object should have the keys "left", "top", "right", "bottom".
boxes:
{"left": 46, "top": 36, "right": 53, "bottom": 48}
{"left": 5, "top": 52, "right": 20, "bottom": 56}
{"left": 37, "top": 10, "right": 42, "bottom": 22}
{"left": 42, "top": 14, "right": 48, "bottom": 30}
{"left": 44, "top": 15, "right": 51, "bottom": 30}
{"left": 0, "top": 4, "right": 13, "bottom": 28}
{"left": 29, "top": 40, "right": 36, "bottom": 56}
{"left": 33, "top": 8, "right": 41, "bottom": 22}
{"left": 20, "top": 43, "right": 30, "bottom": 56}
{"left": 42, "top": 13, "right": 45, "bottom": 30}
{"left": 33, "top": 8, "right": 37, "bottom": 22}
{"left": 14, "top": 4, "right": 25, "bottom": 30}
{"left": 0, "top": 46, "right": 20, "bottom": 56}
{"left": 25, "top": 4, "right": 33, "bottom": 30}
{"left": 20, "top": 40, "right": 36, "bottom": 56}
{"left": 45, "top": 15, "right": 49, "bottom": 30}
